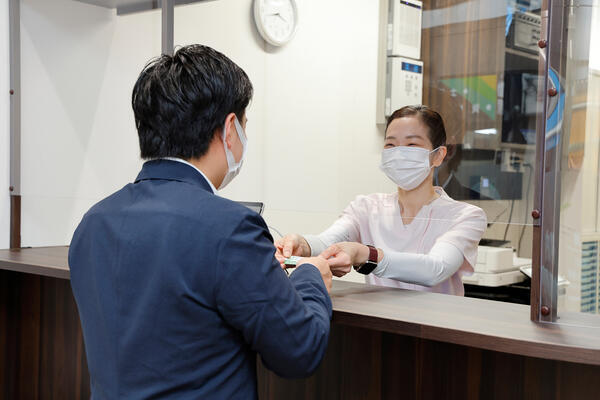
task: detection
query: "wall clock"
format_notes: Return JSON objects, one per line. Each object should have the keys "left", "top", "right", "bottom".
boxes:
{"left": 253, "top": 0, "right": 298, "bottom": 47}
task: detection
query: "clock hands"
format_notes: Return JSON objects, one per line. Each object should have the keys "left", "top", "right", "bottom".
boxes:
{"left": 267, "top": 11, "right": 288, "bottom": 23}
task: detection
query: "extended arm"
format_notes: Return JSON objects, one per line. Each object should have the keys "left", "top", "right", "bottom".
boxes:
{"left": 373, "top": 241, "right": 464, "bottom": 286}
{"left": 215, "top": 214, "right": 333, "bottom": 378}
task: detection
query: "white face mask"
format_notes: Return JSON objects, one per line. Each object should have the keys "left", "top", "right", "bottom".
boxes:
{"left": 219, "top": 117, "right": 247, "bottom": 190}
{"left": 379, "top": 146, "right": 439, "bottom": 191}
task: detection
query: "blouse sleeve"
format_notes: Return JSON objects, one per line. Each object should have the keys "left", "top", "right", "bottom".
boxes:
{"left": 304, "top": 198, "right": 365, "bottom": 256}
{"left": 433, "top": 204, "right": 488, "bottom": 269}
{"left": 373, "top": 241, "right": 465, "bottom": 287}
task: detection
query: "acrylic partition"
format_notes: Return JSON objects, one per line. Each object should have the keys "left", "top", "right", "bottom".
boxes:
{"left": 403, "top": 0, "right": 542, "bottom": 299}
{"left": 14, "top": 0, "right": 558, "bottom": 310}
{"left": 533, "top": 0, "right": 600, "bottom": 326}
{"left": 257, "top": 0, "right": 548, "bottom": 300}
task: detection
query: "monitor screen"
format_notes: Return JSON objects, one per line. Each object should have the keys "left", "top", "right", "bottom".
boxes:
{"left": 237, "top": 201, "right": 264, "bottom": 215}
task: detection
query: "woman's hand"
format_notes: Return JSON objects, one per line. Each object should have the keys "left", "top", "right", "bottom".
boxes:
{"left": 319, "top": 242, "right": 370, "bottom": 277}
{"left": 274, "top": 234, "right": 311, "bottom": 267}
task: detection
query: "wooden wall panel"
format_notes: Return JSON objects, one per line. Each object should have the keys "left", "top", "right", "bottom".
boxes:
{"left": 0, "top": 269, "right": 14, "bottom": 396}
{"left": 0, "top": 270, "right": 89, "bottom": 400}
{"left": 257, "top": 324, "right": 600, "bottom": 400}
{"left": 3, "top": 269, "right": 600, "bottom": 400}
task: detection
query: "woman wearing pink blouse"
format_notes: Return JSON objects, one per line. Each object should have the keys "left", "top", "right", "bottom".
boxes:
{"left": 276, "top": 105, "right": 487, "bottom": 296}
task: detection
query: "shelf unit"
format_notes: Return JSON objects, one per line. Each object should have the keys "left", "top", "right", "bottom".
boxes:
{"left": 73, "top": 0, "right": 215, "bottom": 16}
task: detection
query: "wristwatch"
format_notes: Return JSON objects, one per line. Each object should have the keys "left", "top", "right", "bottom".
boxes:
{"left": 353, "top": 245, "right": 378, "bottom": 275}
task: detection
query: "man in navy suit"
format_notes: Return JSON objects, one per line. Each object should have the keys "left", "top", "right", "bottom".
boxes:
{"left": 69, "top": 45, "right": 333, "bottom": 399}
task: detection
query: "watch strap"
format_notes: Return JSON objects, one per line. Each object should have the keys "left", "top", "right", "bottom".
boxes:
{"left": 353, "top": 245, "right": 378, "bottom": 275}
{"left": 366, "top": 245, "right": 378, "bottom": 263}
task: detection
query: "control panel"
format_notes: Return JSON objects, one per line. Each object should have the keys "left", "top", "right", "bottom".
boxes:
{"left": 385, "top": 57, "right": 423, "bottom": 116}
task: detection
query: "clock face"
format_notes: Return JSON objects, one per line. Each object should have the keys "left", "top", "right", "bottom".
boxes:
{"left": 254, "top": 0, "right": 298, "bottom": 46}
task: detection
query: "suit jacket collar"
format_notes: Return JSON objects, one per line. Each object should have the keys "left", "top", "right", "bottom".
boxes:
{"left": 135, "top": 159, "right": 214, "bottom": 193}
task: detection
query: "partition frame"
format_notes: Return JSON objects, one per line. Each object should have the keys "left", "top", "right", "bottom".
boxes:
{"left": 531, "top": 0, "right": 571, "bottom": 323}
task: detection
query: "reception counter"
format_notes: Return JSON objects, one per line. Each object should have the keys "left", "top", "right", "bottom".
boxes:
{"left": 2, "top": 246, "right": 600, "bottom": 399}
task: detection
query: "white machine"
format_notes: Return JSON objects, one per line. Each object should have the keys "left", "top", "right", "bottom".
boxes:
{"left": 508, "top": 11, "right": 542, "bottom": 54}
{"left": 464, "top": 245, "right": 571, "bottom": 302}
{"left": 462, "top": 246, "right": 529, "bottom": 287}
{"left": 383, "top": 0, "right": 423, "bottom": 117}
{"left": 388, "top": 0, "right": 423, "bottom": 60}
{"left": 385, "top": 57, "right": 423, "bottom": 116}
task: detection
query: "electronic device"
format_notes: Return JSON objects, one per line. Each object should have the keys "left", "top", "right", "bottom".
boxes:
{"left": 462, "top": 269, "right": 527, "bottom": 287}
{"left": 507, "top": 11, "right": 541, "bottom": 55}
{"left": 464, "top": 248, "right": 531, "bottom": 287}
{"left": 388, "top": 0, "right": 423, "bottom": 59}
{"left": 385, "top": 57, "right": 423, "bottom": 116}
{"left": 237, "top": 201, "right": 265, "bottom": 215}
{"left": 253, "top": 0, "right": 298, "bottom": 47}
{"left": 353, "top": 245, "right": 379, "bottom": 275}
{"left": 476, "top": 246, "right": 515, "bottom": 273}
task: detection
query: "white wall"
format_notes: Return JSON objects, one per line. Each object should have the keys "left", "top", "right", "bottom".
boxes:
{"left": 20, "top": 0, "right": 152, "bottom": 246}
{"left": 19, "top": 0, "right": 393, "bottom": 247}
{"left": 175, "top": 0, "right": 268, "bottom": 207}
{"left": 1, "top": 0, "right": 10, "bottom": 249}
{"left": 261, "top": 0, "right": 393, "bottom": 236}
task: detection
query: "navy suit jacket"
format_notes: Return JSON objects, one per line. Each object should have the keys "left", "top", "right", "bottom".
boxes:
{"left": 69, "top": 160, "right": 332, "bottom": 399}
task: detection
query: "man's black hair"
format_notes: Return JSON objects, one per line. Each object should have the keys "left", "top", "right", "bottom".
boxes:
{"left": 132, "top": 44, "right": 253, "bottom": 160}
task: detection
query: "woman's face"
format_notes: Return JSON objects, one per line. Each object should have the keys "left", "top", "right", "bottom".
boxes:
{"left": 384, "top": 116, "right": 433, "bottom": 150}
{"left": 384, "top": 116, "right": 446, "bottom": 168}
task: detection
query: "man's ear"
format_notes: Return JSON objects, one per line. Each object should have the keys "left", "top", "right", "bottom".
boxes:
{"left": 222, "top": 113, "right": 237, "bottom": 149}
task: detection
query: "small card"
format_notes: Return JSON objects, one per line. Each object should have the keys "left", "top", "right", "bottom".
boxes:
{"left": 284, "top": 256, "right": 301, "bottom": 267}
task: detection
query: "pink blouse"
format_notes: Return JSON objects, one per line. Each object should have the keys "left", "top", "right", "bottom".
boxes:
{"left": 304, "top": 188, "right": 488, "bottom": 296}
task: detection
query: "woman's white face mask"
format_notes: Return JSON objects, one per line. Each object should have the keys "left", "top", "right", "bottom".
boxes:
{"left": 379, "top": 146, "right": 440, "bottom": 191}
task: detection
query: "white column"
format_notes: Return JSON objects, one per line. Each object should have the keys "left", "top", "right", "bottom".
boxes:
{"left": 0, "top": 0, "right": 10, "bottom": 249}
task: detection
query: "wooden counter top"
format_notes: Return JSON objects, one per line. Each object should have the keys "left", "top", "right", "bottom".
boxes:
{"left": 1, "top": 246, "right": 599, "bottom": 366}
{"left": 0, "top": 246, "right": 70, "bottom": 279}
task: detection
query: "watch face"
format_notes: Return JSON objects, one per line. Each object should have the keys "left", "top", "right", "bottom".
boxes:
{"left": 254, "top": 0, "right": 298, "bottom": 46}
{"left": 354, "top": 261, "right": 377, "bottom": 275}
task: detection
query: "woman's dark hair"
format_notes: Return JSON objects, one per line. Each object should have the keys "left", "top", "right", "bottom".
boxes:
{"left": 386, "top": 105, "right": 447, "bottom": 149}
{"left": 132, "top": 44, "right": 253, "bottom": 160}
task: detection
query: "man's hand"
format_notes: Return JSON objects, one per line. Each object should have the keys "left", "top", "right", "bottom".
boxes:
{"left": 319, "top": 242, "right": 371, "bottom": 277}
{"left": 275, "top": 234, "right": 311, "bottom": 266}
{"left": 297, "top": 256, "right": 332, "bottom": 293}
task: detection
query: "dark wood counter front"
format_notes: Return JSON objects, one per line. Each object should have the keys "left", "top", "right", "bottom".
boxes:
{"left": 329, "top": 281, "right": 600, "bottom": 366}
{"left": 2, "top": 246, "right": 600, "bottom": 399}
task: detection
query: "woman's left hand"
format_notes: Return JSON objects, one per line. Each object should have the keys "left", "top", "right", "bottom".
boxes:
{"left": 319, "top": 242, "right": 370, "bottom": 277}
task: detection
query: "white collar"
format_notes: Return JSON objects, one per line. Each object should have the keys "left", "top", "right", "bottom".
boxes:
{"left": 161, "top": 157, "right": 217, "bottom": 194}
